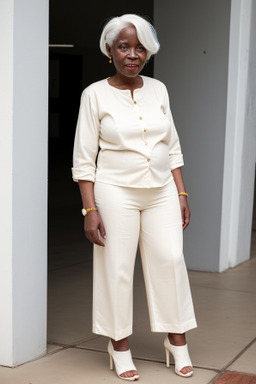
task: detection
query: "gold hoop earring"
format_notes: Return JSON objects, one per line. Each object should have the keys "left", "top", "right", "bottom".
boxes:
{"left": 109, "top": 57, "right": 112, "bottom": 64}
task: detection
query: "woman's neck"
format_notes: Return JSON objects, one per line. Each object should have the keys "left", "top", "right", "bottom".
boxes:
{"left": 108, "top": 74, "right": 143, "bottom": 91}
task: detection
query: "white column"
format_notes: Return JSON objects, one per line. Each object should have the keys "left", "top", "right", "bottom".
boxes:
{"left": 220, "top": 0, "right": 256, "bottom": 270}
{"left": 0, "top": 0, "right": 48, "bottom": 366}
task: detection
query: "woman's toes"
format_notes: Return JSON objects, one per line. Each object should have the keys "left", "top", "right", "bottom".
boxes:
{"left": 120, "top": 370, "right": 138, "bottom": 379}
{"left": 180, "top": 366, "right": 192, "bottom": 375}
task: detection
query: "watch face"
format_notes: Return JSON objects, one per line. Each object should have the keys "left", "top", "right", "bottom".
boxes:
{"left": 81, "top": 208, "right": 87, "bottom": 216}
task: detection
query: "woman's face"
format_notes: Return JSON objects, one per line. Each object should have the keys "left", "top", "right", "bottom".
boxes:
{"left": 106, "top": 26, "right": 147, "bottom": 80}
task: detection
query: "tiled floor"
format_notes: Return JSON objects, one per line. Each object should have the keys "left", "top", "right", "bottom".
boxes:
{"left": 0, "top": 153, "right": 255, "bottom": 383}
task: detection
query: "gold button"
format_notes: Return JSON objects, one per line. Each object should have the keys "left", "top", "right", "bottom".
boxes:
{"left": 134, "top": 100, "right": 137, "bottom": 104}
{"left": 139, "top": 116, "right": 143, "bottom": 120}
{"left": 144, "top": 128, "right": 147, "bottom": 132}
{"left": 147, "top": 158, "right": 150, "bottom": 162}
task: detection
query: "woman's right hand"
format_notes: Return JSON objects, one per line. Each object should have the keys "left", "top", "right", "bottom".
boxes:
{"left": 84, "top": 210, "right": 106, "bottom": 247}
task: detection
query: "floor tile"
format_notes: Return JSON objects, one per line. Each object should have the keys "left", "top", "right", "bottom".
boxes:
{"left": 229, "top": 341, "right": 256, "bottom": 374}
{"left": 188, "top": 286, "right": 256, "bottom": 370}
{"left": 189, "top": 257, "right": 256, "bottom": 294}
{"left": 214, "top": 371, "right": 256, "bottom": 384}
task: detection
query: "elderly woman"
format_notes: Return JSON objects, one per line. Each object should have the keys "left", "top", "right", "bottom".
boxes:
{"left": 72, "top": 14, "right": 197, "bottom": 381}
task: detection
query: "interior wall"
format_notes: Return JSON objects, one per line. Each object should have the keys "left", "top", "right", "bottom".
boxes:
{"left": 154, "top": 0, "right": 231, "bottom": 271}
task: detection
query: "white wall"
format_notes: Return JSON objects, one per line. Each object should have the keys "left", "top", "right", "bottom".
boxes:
{"left": 154, "top": 0, "right": 256, "bottom": 272}
{"left": 220, "top": 0, "right": 256, "bottom": 270}
{"left": 154, "top": 0, "right": 231, "bottom": 271}
{"left": 0, "top": 0, "right": 49, "bottom": 366}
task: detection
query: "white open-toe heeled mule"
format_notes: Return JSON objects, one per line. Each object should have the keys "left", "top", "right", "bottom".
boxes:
{"left": 164, "top": 336, "right": 193, "bottom": 378}
{"left": 107, "top": 340, "right": 139, "bottom": 381}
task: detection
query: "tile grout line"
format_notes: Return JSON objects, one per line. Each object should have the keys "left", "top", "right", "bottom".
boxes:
{"left": 190, "top": 283, "right": 256, "bottom": 295}
{"left": 47, "top": 335, "right": 100, "bottom": 349}
{"left": 207, "top": 337, "right": 256, "bottom": 384}
{"left": 222, "top": 337, "right": 256, "bottom": 371}
{"left": 208, "top": 371, "right": 225, "bottom": 384}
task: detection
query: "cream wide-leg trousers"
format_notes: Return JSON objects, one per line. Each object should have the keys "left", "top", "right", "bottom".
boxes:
{"left": 93, "top": 179, "right": 197, "bottom": 341}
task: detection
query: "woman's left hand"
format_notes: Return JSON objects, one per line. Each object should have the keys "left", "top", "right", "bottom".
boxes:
{"left": 179, "top": 196, "right": 191, "bottom": 230}
{"left": 171, "top": 167, "right": 191, "bottom": 230}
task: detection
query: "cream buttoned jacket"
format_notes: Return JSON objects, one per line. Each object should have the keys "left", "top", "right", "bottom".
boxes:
{"left": 72, "top": 76, "right": 184, "bottom": 188}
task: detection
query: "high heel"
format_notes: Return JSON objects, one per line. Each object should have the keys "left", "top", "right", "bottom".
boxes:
{"left": 107, "top": 340, "right": 139, "bottom": 381}
{"left": 164, "top": 336, "right": 193, "bottom": 378}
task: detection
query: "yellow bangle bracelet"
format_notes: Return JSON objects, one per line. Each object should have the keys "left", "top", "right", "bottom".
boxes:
{"left": 81, "top": 207, "right": 97, "bottom": 216}
{"left": 178, "top": 192, "right": 188, "bottom": 197}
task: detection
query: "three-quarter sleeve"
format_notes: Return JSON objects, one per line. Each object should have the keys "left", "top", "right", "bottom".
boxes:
{"left": 163, "top": 86, "right": 184, "bottom": 171}
{"left": 72, "top": 89, "right": 100, "bottom": 182}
